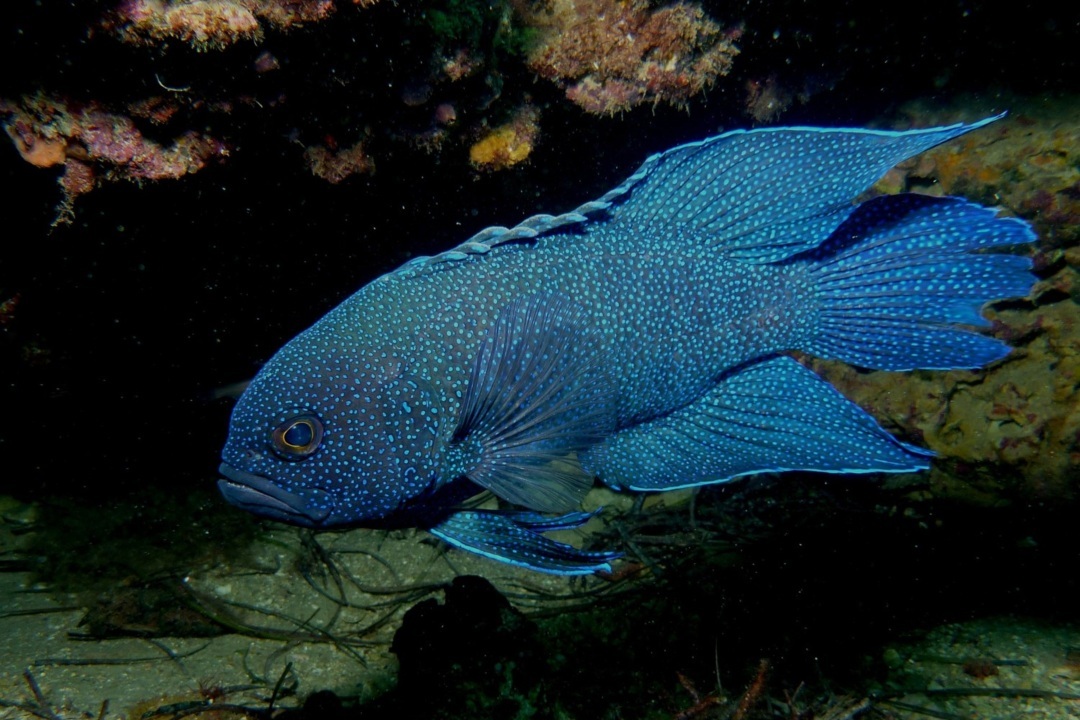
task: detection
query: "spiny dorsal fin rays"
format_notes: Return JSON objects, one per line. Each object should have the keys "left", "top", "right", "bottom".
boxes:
{"left": 391, "top": 211, "right": 594, "bottom": 279}
{"left": 446, "top": 293, "right": 616, "bottom": 514}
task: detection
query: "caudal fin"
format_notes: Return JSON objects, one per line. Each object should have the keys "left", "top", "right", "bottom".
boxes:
{"left": 804, "top": 193, "right": 1035, "bottom": 371}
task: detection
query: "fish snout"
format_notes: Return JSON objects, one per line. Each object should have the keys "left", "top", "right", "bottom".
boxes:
{"left": 217, "top": 462, "right": 333, "bottom": 526}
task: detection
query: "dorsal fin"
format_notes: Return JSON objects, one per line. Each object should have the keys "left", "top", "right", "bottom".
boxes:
{"left": 388, "top": 114, "right": 1006, "bottom": 276}
{"left": 608, "top": 114, "right": 1006, "bottom": 263}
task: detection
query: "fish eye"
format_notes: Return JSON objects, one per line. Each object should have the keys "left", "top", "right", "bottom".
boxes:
{"left": 270, "top": 415, "right": 323, "bottom": 458}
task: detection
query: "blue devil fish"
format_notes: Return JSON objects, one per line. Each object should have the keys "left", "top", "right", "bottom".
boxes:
{"left": 219, "top": 115, "right": 1034, "bottom": 574}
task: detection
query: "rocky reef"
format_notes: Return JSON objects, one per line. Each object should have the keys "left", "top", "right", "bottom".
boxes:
{"left": 1, "top": 0, "right": 739, "bottom": 223}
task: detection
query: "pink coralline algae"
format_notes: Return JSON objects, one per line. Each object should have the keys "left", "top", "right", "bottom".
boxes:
{"left": 1, "top": 94, "right": 228, "bottom": 222}
{"left": 525, "top": 0, "right": 739, "bottom": 115}
{"left": 106, "top": 0, "right": 337, "bottom": 50}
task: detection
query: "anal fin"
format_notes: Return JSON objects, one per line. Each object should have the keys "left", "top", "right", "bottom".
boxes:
{"left": 583, "top": 355, "right": 931, "bottom": 491}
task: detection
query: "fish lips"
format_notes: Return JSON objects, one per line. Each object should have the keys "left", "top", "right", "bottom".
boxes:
{"left": 217, "top": 463, "right": 334, "bottom": 527}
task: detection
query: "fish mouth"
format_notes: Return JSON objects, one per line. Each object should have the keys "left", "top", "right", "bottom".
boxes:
{"left": 217, "top": 463, "right": 333, "bottom": 527}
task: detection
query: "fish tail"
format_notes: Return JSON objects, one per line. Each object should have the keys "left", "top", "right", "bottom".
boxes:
{"left": 803, "top": 193, "right": 1035, "bottom": 371}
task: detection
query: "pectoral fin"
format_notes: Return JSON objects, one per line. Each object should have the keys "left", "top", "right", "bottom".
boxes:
{"left": 446, "top": 293, "right": 616, "bottom": 513}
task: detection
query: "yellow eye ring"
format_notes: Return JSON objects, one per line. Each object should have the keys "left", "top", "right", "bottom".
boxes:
{"left": 271, "top": 415, "right": 323, "bottom": 457}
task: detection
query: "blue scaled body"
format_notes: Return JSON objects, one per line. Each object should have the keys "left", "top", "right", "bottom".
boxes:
{"left": 219, "top": 115, "right": 1035, "bottom": 574}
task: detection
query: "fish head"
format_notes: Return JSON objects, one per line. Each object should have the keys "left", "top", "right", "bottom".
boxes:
{"left": 218, "top": 339, "right": 446, "bottom": 528}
